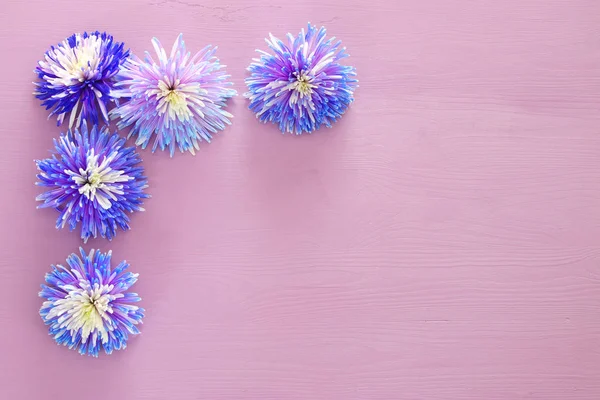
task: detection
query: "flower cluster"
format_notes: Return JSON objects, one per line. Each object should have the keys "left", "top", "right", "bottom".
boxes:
{"left": 39, "top": 248, "right": 144, "bottom": 357}
{"left": 34, "top": 31, "right": 129, "bottom": 128}
{"left": 33, "top": 25, "right": 358, "bottom": 357}
{"left": 245, "top": 23, "right": 357, "bottom": 134}
{"left": 110, "top": 34, "right": 236, "bottom": 156}
{"left": 35, "top": 122, "right": 149, "bottom": 242}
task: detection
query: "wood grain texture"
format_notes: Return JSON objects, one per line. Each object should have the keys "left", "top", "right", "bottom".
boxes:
{"left": 1, "top": 0, "right": 600, "bottom": 398}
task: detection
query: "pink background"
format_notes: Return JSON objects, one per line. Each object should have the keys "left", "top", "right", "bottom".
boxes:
{"left": 1, "top": 0, "right": 600, "bottom": 398}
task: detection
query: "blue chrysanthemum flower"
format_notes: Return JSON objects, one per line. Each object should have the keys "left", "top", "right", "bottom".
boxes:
{"left": 35, "top": 122, "right": 149, "bottom": 242}
{"left": 110, "top": 33, "right": 236, "bottom": 156}
{"left": 39, "top": 248, "right": 144, "bottom": 357}
{"left": 245, "top": 23, "right": 358, "bottom": 135}
{"left": 34, "top": 31, "right": 129, "bottom": 128}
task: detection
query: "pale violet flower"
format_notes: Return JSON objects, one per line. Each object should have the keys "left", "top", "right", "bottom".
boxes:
{"left": 111, "top": 34, "right": 236, "bottom": 156}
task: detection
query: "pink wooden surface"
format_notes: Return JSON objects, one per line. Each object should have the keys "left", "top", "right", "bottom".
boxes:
{"left": 1, "top": 0, "right": 600, "bottom": 398}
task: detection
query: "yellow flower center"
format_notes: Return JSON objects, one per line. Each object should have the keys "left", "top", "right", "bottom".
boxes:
{"left": 294, "top": 73, "right": 315, "bottom": 96}
{"left": 157, "top": 80, "right": 193, "bottom": 120}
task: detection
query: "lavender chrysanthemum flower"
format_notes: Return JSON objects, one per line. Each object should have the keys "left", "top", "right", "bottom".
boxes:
{"left": 110, "top": 34, "right": 236, "bottom": 156}
{"left": 34, "top": 32, "right": 129, "bottom": 128}
{"left": 35, "top": 122, "right": 149, "bottom": 242}
{"left": 39, "top": 248, "right": 144, "bottom": 357}
{"left": 245, "top": 23, "right": 358, "bottom": 134}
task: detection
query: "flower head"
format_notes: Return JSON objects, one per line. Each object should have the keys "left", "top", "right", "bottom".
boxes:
{"left": 34, "top": 32, "right": 129, "bottom": 128}
{"left": 39, "top": 248, "right": 144, "bottom": 357}
{"left": 111, "top": 34, "right": 236, "bottom": 156}
{"left": 35, "top": 122, "right": 149, "bottom": 242}
{"left": 245, "top": 23, "right": 358, "bottom": 134}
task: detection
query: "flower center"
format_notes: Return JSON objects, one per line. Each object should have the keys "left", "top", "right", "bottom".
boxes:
{"left": 47, "top": 282, "right": 120, "bottom": 344}
{"left": 68, "top": 58, "right": 93, "bottom": 81}
{"left": 293, "top": 72, "right": 316, "bottom": 96}
{"left": 157, "top": 79, "right": 193, "bottom": 120}
{"left": 68, "top": 150, "right": 132, "bottom": 210}
{"left": 80, "top": 169, "right": 102, "bottom": 191}
{"left": 165, "top": 89, "right": 187, "bottom": 108}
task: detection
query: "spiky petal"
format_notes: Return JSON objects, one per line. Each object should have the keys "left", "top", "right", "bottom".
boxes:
{"left": 39, "top": 248, "right": 144, "bottom": 357}
{"left": 35, "top": 122, "right": 149, "bottom": 242}
{"left": 111, "top": 34, "right": 236, "bottom": 156}
{"left": 245, "top": 23, "right": 358, "bottom": 134}
{"left": 34, "top": 32, "right": 129, "bottom": 128}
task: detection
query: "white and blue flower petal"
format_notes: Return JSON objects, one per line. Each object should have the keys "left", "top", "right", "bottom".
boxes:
{"left": 39, "top": 248, "right": 144, "bottom": 357}
{"left": 245, "top": 24, "right": 358, "bottom": 135}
